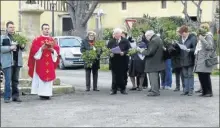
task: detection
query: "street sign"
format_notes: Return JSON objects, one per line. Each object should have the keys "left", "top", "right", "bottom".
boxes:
{"left": 125, "top": 19, "right": 137, "bottom": 30}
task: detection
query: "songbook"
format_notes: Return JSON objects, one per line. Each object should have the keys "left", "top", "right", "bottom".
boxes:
{"left": 111, "top": 46, "right": 121, "bottom": 54}
{"left": 177, "top": 43, "right": 187, "bottom": 50}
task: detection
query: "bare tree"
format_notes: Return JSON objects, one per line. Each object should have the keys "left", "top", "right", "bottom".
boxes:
{"left": 181, "top": 0, "right": 203, "bottom": 27}
{"left": 181, "top": 0, "right": 191, "bottom": 24}
{"left": 192, "top": 0, "right": 203, "bottom": 27}
{"left": 65, "top": 1, "right": 98, "bottom": 38}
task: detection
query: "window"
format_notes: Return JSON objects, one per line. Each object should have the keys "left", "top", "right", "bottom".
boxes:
{"left": 62, "top": 18, "right": 73, "bottom": 31}
{"left": 189, "top": 16, "right": 197, "bottom": 22}
{"left": 121, "top": 2, "right": 127, "bottom": 10}
{"left": 161, "top": 0, "right": 167, "bottom": 9}
{"left": 59, "top": 38, "right": 81, "bottom": 47}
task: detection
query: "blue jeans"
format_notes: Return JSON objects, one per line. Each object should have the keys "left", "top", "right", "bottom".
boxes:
{"left": 2, "top": 67, "right": 12, "bottom": 100}
{"left": 182, "top": 66, "right": 194, "bottom": 93}
{"left": 161, "top": 59, "right": 172, "bottom": 87}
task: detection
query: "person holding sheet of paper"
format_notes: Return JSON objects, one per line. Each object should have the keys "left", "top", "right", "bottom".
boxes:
{"left": 107, "top": 28, "right": 130, "bottom": 95}
{"left": 138, "top": 30, "right": 165, "bottom": 96}
{"left": 128, "top": 41, "right": 147, "bottom": 91}
{"left": 177, "top": 25, "right": 197, "bottom": 96}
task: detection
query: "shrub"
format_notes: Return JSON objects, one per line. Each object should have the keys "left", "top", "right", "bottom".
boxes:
{"left": 103, "top": 28, "right": 113, "bottom": 40}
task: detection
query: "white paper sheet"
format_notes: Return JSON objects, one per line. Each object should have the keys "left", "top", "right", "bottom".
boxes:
{"left": 177, "top": 43, "right": 188, "bottom": 50}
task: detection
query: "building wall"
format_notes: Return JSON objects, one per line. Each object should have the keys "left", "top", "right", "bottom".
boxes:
{"left": 1, "top": 1, "right": 214, "bottom": 34}
{"left": 93, "top": 1, "right": 213, "bottom": 29}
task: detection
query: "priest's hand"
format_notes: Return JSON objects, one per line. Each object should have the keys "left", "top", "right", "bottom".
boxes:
{"left": 120, "top": 52, "right": 124, "bottom": 56}
{"left": 42, "top": 44, "right": 47, "bottom": 51}
{"left": 48, "top": 48, "right": 54, "bottom": 54}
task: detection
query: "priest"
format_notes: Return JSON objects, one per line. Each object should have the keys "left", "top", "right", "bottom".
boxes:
{"left": 28, "top": 23, "right": 60, "bottom": 100}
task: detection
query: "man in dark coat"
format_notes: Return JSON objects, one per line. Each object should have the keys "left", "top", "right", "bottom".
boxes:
{"left": 139, "top": 30, "right": 165, "bottom": 96}
{"left": 178, "top": 25, "right": 197, "bottom": 96}
{"left": 80, "top": 31, "right": 101, "bottom": 91}
{"left": 107, "top": 28, "right": 130, "bottom": 95}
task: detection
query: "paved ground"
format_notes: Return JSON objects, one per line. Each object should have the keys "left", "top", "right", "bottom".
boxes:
{"left": 1, "top": 68, "right": 219, "bottom": 127}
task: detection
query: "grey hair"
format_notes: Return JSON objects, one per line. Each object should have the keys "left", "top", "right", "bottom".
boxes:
{"left": 113, "top": 28, "right": 123, "bottom": 34}
{"left": 87, "top": 31, "right": 96, "bottom": 36}
{"left": 145, "top": 30, "right": 155, "bottom": 37}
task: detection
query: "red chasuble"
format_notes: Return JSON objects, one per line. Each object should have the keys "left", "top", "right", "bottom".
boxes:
{"left": 28, "top": 35, "right": 60, "bottom": 82}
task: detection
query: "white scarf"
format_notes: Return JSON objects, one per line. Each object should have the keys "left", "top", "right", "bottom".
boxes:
{"left": 194, "top": 40, "right": 202, "bottom": 55}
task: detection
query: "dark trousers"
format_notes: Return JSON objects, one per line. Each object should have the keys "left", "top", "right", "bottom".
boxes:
{"left": 174, "top": 67, "right": 184, "bottom": 89}
{"left": 198, "top": 72, "right": 213, "bottom": 95}
{"left": 111, "top": 70, "right": 126, "bottom": 92}
{"left": 85, "top": 68, "right": 98, "bottom": 90}
{"left": 137, "top": 74, "right": 148, "bottom": 87}
{"left": 11, "top": 66, "right": 20, "bottom": 98}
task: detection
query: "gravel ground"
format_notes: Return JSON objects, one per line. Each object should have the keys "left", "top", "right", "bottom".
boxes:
{"left": 1, "top": 69, "right": 219, "bottom": 127}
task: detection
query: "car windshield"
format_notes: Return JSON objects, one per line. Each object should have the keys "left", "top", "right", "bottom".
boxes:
{"left": 59, "top": 38, "right": 81, "bottom": 47}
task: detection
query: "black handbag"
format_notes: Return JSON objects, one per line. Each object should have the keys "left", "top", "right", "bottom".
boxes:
{"left": 204, "top": 35, "right": 219, "bottom": 67}
{"left": 205, "top": 55, "right": 219, "bottom": 67}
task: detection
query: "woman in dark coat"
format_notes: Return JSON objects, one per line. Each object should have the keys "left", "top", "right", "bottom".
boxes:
{"left": 137, "top": 32, "right": 149, "bottom": 89}
{"left": 80, "top": 31, "right": 101, "bottom": 91}
{"left": 129, "top": 41, "right": 147, "bottom": 91}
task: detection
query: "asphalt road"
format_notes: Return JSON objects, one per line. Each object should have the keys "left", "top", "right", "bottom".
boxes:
{"left": 1, "top": 68, "right": 219, "bottom": 127}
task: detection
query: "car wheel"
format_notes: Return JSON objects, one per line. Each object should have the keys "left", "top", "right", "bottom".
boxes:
{"left": 59, "top": 58, "right": 65, "bottom": 69}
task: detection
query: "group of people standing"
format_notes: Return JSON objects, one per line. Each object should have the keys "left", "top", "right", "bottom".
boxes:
{"left": 81, "top": 24, "right": 218, "bottom": 97}
{"left": 0, "top": 21, "right": 217, "bottom": 103}
{"left": 1, "top": 21, "right": 60, "bottom": 103}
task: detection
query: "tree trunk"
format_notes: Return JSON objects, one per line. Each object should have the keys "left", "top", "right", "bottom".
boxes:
{"left": 192, "top": 0, "right": 203, "bottom": 27}
{"left": 66, "top": 1, "right": 98, "bottom": 39}
{"left": 72, "top": 24, "right": 87, "bottom": 39}
{"left": 181, "top": 0, "right": 191, "bottom": 25}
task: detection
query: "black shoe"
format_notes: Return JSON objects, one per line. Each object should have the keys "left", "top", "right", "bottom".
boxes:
{"left": 147, "top": 92, "right": 160, "bottom": 96}
{"left": 110, "top": 91, "right": 117, "bottom": 95}
{"left": 129, "top": 87, "right": 137, "bottom": 91}
{"left": 4, "top": 99, "right": 11, "bottom": 103}
{"left": 85, "top": 89, "right": 90, "bottom": 92}
{"left": 12, "top": 97, "right": 22, "bottom": 102}
{"left": 120, "top": 90, "right": 128, "bottom": 95}
{"left": 137, "top": 88, "right": 143, "bottom": 91}
{"left": 195, "top": 89, "right": 202, "bottom": 93}
{"left": 188, "top": 92, "right": 193, "bottom": 96}
{"left": 174, "top": 88, "right": 180, "bottom": 92}
{"left": 39, "top": 96, "right": 50, "bottom": 100}
{"left": 143, "top": 87, "right": 147, "bottom": 89}
{"left": 181, "top": 92, "right": 189, "bottom": 95}
{"left": 93, "top": 89, "right": 100, "bottom": 91}
{"left": 203, "top": 94, "right": 213, "bottom": 97}
{"left": 199, "top": 93, "right": 205, "bottom": 97}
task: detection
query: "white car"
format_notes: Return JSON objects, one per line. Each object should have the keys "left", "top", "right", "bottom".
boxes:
{"left": 54, "top": 36, "right": 84, "bottom": 69}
